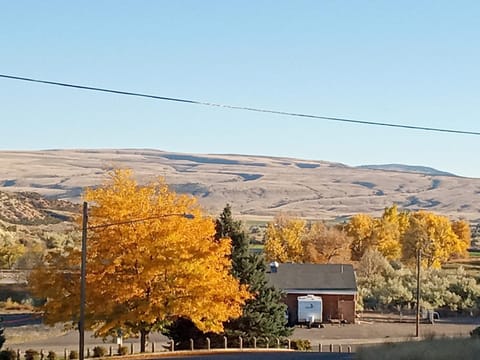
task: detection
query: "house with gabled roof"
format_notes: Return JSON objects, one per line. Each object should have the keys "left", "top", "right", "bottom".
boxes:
{"left": 267, "top": 263, "right": 357, "bottom": 324}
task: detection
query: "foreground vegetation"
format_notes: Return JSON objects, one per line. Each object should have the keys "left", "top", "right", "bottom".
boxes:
{"left": 356, "top": 338, "right": 480, "bottom": 360}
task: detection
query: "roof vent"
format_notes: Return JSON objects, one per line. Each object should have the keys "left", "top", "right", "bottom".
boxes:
{"left": 270, "top": 261, "right": 279, "bottom": 273}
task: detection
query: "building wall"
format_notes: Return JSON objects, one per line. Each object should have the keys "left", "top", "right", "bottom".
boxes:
{"left": 285, "top": 293, "right": 356, "bottom": 324}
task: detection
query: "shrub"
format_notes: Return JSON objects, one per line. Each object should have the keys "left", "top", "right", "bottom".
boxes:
{"left": 290, "top": 339, "right": 311, "bottom": 351}
{"left": 24, "top": 350, "right": 39, "bottom": 360}
{"left": 92, "top": 347, "right": 106, "bottom": 358}
{"left": 46, "top": 351, "right": 56, "bottom": 360}
{"left": 117, "top": 346, "right": 129, "bottom": 356}
{"left": 470, "top": 326, "right": 480, "bottom": 338}
{"left": 0, "top": 349, "right": 17, "bottom": 360}
{"left": 68, "top": 351, "right": 78, "bottom": 360}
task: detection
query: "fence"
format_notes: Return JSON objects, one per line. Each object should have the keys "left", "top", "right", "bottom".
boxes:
{"left": 5, "top": 337, "right": 355, "bottom": 359}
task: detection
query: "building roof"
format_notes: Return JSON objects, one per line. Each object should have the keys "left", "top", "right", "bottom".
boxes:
{"left": 266, "top": 263, "right": 357, "bottom": 294}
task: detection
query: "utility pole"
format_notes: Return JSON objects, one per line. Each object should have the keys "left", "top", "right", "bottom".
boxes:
{"left": 79, "top": 202, "right": 88, "bottom": 360}
{"left": 415, "top": 248, "right": 421, "bottom": 338}
{"left": 77, "top": 205, "right": 192, "bottom": 357}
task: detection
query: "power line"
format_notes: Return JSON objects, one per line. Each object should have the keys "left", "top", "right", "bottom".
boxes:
{"left": 1, "top": 73, "right": 479, "bottom": 136}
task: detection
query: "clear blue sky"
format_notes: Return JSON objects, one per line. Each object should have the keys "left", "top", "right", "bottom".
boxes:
{"left": 1, "top": 1, "right": 479, "bottom": 177}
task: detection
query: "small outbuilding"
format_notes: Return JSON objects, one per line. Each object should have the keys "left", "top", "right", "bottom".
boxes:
{"left": 267, "top": 263, "right": 357, "bottom": 325}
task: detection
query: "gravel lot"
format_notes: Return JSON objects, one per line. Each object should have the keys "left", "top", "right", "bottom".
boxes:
{"left": 3, "top": 313, "right": 479, "bottom": 356}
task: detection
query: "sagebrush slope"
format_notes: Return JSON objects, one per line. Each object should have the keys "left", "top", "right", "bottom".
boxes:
{"left": 1, "top": 149, "right": 480, "bottom": 221}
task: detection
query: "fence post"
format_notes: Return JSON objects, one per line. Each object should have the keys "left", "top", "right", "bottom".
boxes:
{"left": 276, "top": 338, "right": 280, "bottom": 349}
{"left": 287, "top": 339, "right": 291, "bottom": 350}
{"left": 151, "top": 342, "right": 155, "bottom": 353}
{"left": 348, "top": 345, "right": 352, "bottom": 353}
{"left": 330, "top": 344, "right": 333, "bottom": 352}
{"left": 224, "top": 336, "right": 228, "bottom": 349}
{"left": 130, "top": 343, "right": 134, "bottom": 355}
{"left": 190, "top": 339, "right": 194, "bottom": 351}
{"left": 239, "top": 337, "right": 243, "bottom": 350}
{"left": 206, "top": 337, "right": 210, "bottom": 350}
{"left": 253, "top": 337, "right": 257, "bottom": 349}
{"left": 170, "top": 340, "right": 175, "bottom": 352}
{"left": 319, "top": 344, "right": 323, "bottom": 352}
{"left": 265, "top": 337, "right": 269, "bottom": 349}
{"left": 339, "top": 344, "right": 342, "bottom": 353}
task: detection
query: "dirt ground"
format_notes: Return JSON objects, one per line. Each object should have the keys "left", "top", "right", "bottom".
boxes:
{"left": 294, "top": 313, "right": 479, "bottom": 346}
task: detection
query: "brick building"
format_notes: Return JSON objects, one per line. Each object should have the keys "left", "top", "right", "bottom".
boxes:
{"left": 267, "top": 263, "right": 357, "bottom": 324}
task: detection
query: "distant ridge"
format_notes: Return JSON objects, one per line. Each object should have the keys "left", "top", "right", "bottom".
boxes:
{"left": 0, "top": 149, "right": 479, "bottom": 222}
{"left": 357, "top": 164, "right": 456, "bottom": 177}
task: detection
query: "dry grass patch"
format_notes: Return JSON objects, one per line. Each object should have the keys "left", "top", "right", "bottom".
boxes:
{"left": 4, "top": 324, "right": 66, "bottom": 344}
{"left": 356, "top": 338, "right": 480, "bottom": 360}
{"left": 0, "top": 298, "right": 33, "bottom": 312}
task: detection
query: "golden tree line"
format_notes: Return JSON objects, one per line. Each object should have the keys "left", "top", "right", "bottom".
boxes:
{"left": 264, "top": 205, "right": 470, "bottom": 268}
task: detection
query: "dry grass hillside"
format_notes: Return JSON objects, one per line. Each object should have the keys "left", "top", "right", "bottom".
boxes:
{"left": 1, "top": 149, "right": 480, "bottom": 222}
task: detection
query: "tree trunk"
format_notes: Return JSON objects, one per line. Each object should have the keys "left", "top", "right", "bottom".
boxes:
{"left": 140, "top": 329, "right": 148, "bottom": 353}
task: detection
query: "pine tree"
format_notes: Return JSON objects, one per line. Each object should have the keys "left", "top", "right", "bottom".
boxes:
{"left": 216, "top": 204, "right": 292, "bottom": 343}
{"left": 166, "top": 204, "right": 291, "bottom": 347}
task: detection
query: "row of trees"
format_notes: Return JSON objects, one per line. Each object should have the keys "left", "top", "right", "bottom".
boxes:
{"left": 29, "top": 169, "right": 289, "bottom": 351}
{"left": 264, "top": 205, "right": 470, "bottom": 268}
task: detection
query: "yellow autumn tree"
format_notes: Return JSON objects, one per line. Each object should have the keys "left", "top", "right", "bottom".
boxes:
{"left": 346, "top": 213, "right": 375, "bottom": 261}
{"left": 371, "top": 205, "right": 408, "bottom": 260}
{"left": 451, "top": 219, "right": 471, "bottom": 257}
{"left": 401, "top": 211, "right": 464, "bottom": 268}
{"left": 29, "top": 169, "right": 251, "bottom": 352}
{"left": 303, "top": 222, "right": 351, "bottom": 263}
{"left": 264, "top": 214, "right": 306, "bottom": 262}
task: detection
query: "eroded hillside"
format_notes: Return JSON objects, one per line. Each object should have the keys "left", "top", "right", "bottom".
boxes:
{"left": 1, "top": 149, "right": 480, "bottom": 222}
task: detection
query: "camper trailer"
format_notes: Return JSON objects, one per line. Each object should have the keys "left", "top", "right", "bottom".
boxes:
{"left": 297, "top": 294, "right": 322, "bottom": 327}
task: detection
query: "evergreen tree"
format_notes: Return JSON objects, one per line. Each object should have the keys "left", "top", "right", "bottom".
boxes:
{"left": 166, "top": 204, "right": 291, "bottom": 347}
{"left": 215, "top": 204, "right": 292, "bottom": 342}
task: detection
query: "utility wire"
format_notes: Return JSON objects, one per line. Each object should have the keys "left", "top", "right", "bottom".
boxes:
{"left": 1, "top": 73, "right": 479, "bottom": 136}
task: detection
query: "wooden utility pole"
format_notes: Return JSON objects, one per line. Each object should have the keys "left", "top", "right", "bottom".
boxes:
{"left": 415, "top": 248, "right": 421, "bottom": 337}
{"left": 79, "top": 202, "right": 88, "bottom": 360}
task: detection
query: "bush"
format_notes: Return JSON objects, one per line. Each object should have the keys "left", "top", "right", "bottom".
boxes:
{"left": 117, "top": 346, "right": 128, "bottom": 356}
{"left": 68, "top": 351, "right": 78, "bottom": 360}
{"left": 24, "top": 350, "right": 39, "bottom": 360}
{"left": 92, "top": 347, "right": 106, "bottom": 358}
{"left": 470, "top": 326, "right": 480, "bottom": 338}
{"left": 0, "top": 349, "right": 17, "bottom": 360}
{"left": 290, "top": 339, "right": 311, "bottom": 351}
{"left": 46, "top": 351, "right": 56, "bottom": 360}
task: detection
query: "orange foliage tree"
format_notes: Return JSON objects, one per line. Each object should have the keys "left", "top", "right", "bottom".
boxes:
{"left": 29, "top": 169, "right": 251, "bottom": 352}
{"left": 303, "top": 222, "right": 351, "bottom": 263}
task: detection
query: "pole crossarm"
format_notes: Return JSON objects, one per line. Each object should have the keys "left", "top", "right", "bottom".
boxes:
{"left": 87, "top": 213, "right": 194, "bottom": 230}
{"left": 79, "top": 202, "right": 194, "bottom": 360}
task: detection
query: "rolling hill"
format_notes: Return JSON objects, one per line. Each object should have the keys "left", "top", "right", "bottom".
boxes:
{"left": 1, "top": 149, "right": 480, "bottom": 222}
